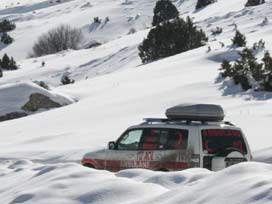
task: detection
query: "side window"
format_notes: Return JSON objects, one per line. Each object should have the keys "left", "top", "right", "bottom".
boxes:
{"left": 140, "top": 129, "right": 169, "bottom": 150}
{"left": 168, "top": 129, "right": 188, "bottom": 150}
{"left": 139, "top": 129, "right": 188, "bottom": 150}
{"left": 201, "top": 129, "right": 247, "bottom": 154}
{"left": 117, "top": 129, "right": 143, "bottom": 150}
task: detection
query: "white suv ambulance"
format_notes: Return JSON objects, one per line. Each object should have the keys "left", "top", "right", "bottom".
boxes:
{"left": 81, "top": 104, "right": 252, "bottom": 171}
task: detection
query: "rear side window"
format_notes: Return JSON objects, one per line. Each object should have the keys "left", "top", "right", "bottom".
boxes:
{"left": 139, "top": 128, "right": 188, "bottom": 150}
{"left": 201, "top": 129, "right": 247, "bottom": 154}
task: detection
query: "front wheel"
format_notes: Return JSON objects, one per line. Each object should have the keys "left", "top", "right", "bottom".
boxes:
{"left": 83, "top": 163, "right": 96, "bottom": 169}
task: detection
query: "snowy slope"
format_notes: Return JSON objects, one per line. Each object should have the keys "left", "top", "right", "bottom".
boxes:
{"left": 254, "top": 147, "right": 272, "bottom": 164}
{"left": 0, "top": 0, "right": 155, "bottom": 60}
{"left": 1, "top": 0, "right": 272, "bottom": 203}
{"left": 0, "top": 0, "right": 271, "bottom": 158}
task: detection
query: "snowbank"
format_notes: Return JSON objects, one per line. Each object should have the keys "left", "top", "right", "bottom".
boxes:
{"left": 1, "top": 160, "right": 272, "bottom": 204}
{"left": 254, "top": 148, "right": 272, "bottom": 164}
{"left": 0, "top": 81, "right": 74, "bottom": 117}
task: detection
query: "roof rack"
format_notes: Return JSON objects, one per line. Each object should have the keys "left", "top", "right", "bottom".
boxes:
{"left": 140, "top": 118, "right": 235, "bottom": 126}
{"left": 224, "top": 121, "right": 235, "bottom": 126}
{"left": 141, "top": 118, "right": 205, "bottom": 125}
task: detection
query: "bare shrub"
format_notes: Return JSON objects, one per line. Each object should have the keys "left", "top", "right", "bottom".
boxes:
{"left": 32, "top": 25, "right": 82, "bottom": 57}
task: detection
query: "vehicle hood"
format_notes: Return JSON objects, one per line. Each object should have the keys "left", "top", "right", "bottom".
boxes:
{"left": 83, "top": 148, "right": 107, "bottom": 160}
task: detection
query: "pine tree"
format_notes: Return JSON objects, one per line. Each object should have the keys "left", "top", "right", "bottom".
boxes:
{"left": 232, "top": 30, "right": 247, "bottom": 47}
{"left": 9, "top": 57, "right": 18, "bottom": 70}
{"left": 1, "top": 54, "right": 10, "bottom": 69}
{"left": 0, "top": 19, "right": 16, "bottom": 32}
{"left": 245, "top": 0, "right": 265, "bottom": 7}
{"left": 232, "top": 48, "right": 256, "bottom": 90}
{"left": 93, "top": 17, "right": 101, "bottom": 23}
{"left": 196, "top": 0, "right": 216, "bottom": 10}
{"left": 152, "top": 0, "right": 179, "bottom": 26}
{"left": 1, "top": 54, "right": 18, "bottom": 70}
{"left": 139, "top": 17, "right": 208, "bottom": 63}
{"left": 1, "top": 32, "right": 13, "bottom": 44}
{"left": 262, "top": 51, "right": 272, "bottom": 91}
{"left": 248, "top": 54, "right": 263, "bottom": 82}
{"left": 61, "top": 74, "right": 75, "bottom": 85}
{"left": 220, "top": 59, "right": 233, "bottom": 78}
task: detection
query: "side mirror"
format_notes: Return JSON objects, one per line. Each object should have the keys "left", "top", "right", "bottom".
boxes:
{"left": 108, "top": 141, "right": 116, "bottom": 150}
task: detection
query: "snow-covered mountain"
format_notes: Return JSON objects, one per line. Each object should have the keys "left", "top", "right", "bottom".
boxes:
{"left": 1, "top": 0, "right": 272, "bottom": 203}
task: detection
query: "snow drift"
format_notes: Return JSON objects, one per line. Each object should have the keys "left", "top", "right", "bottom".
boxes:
{"left": 1, "top": 160, "right": 272, "bottom": 204}
{"left": 0, "top": 81, "right": 74, "bottom": 121}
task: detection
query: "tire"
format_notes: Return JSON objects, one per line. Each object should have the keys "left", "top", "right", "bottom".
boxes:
{"left": 156, "top": 168, "right": 169, "bottom": 172}
{"left": 211, "top": 148, "right": 247, "bottom": 171}
{"left": 83, "top": 163, "right": 96, "bottom": 169}
{"left": 215, "top": 147, "right": 245, "bottom": 157}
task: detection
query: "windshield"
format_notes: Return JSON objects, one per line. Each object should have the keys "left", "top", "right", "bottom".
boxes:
{"left": 201, "top": 129, "right": 247, "bottom": 154}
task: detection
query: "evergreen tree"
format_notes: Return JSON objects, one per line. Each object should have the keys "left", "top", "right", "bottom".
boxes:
{"left": 9, "top": 57, "right": 18, "bottom": 70}
{"left": 196, "top": 0, "right": 216, "bottom": 10}
{"left": 1, "top": 54, "right": 18, "bottom": 70}
{"left": 220, "top": 59, "right": 233, "bottom": 78}
{"left": 1, "top": 32, "right": 13, "bottom": 44}
{"left": 245, "top": 0, "right": 265, "bottom": 7}
{"left": 139, "top": 16, "right": 208, "bottom": 63}
{"left": 247, "top": 51, "right": 263, "bottom": 82}
{"left": 152, "top": 0, "right": 179, "bottom": 26}
{"left": 233, "top": 48, "right": 256, "bottom": 90}
{"left": 1, "top": 54, "right": 10, "bottom": 69}
{"left": 0, "top": 19, "right": 16, "bottom": 32}
{"left": 93, "top": 17, "right": 101, "bottom": 24}
{"left": 232, "top": 30, "right": 247, "bottom": 47}
{"left": 219, "top": 49, "right": 272, "bottom": 91}
{"left": 61, "top": 74, "right": 75, "bottom": 85}
{"left": 262, "top": 51, "right": 272, "bottom": 91}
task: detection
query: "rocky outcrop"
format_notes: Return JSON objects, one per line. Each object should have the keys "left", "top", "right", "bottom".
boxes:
{"left": 22, "top": 93, "right": 62, "bottom": 112}
{"left": 0, "top": 93, "right": 66, "bottom": 122}
{"left": 0, "top": 112, "right": 28, "bottom": 122}
{"left": 0, "top": 82, "right": 74, "bottom": 122}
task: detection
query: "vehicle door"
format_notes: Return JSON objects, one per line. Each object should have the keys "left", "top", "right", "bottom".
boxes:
{"left": 105, "top": 128, "right": 143, "bottom": 171}
{"left": 138, "top": 128, "right": 191, "bottom": 171}
{"left": 201, "top": 128, "right": 249, "bottom": 170}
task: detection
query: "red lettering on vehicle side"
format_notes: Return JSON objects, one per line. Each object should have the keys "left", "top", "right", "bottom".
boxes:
{"left": 137, "top": 151, "right": 154, "bottom": 161}
{"left": 202, "top": 129, "right": 242, "bottom": 137}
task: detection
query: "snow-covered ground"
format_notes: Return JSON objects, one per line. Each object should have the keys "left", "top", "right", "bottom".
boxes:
{"left": 1, "top": 161, "right": 272, "bottom": 204}
{"left": 0, "top": 81, "right": 74, "bottom": 116}
{"left": 1, "top": 0, "right": 272, "bottom": 203}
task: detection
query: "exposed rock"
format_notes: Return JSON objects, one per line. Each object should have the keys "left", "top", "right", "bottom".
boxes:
{"left": 22, "top": 93, "right": 62, "bottom": 112}
{"left": 84, "top": 40, "right": 102, "bottom": 49}
{"left": 0, "top": 82, "right": 74, "bottom": 122}
{"left": 0, "top": 112, "right": 28, "bottom": 122}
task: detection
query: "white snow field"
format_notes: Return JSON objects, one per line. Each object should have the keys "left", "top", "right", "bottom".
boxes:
{"left": 1, "top": 0, "right": 272, "bottom": 203}
{"left": 1, "top": 161, "right": 272, "bottom": 204}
